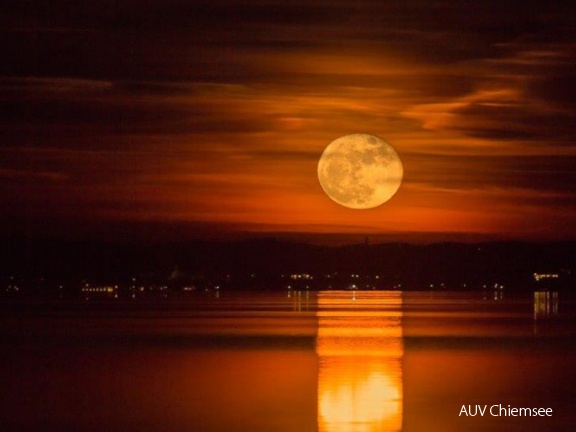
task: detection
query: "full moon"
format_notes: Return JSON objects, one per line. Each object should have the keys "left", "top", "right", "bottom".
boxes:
{"left": 317, "top": 134, "right": 403, "bottom": 209}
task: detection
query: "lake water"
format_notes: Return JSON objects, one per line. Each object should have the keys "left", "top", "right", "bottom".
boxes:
{"left": 1, "top": 290, "right": 575, "bottom": 431}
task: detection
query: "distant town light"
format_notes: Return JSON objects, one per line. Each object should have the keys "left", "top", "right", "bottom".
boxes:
{"left": 533, "top": 273, "right": 559, "bottom": 282}
{"left": 290, "top": 273, "right": 312, "bottom": 280}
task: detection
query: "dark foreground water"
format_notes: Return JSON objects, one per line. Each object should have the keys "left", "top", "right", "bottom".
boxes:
{"left": 1, "top": 291, "right": 575, "bottom": 431}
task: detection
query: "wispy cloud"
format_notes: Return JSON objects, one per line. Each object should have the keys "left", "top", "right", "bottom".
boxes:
{"left": 0, "top": 167, "right": 68, "bottom": 181}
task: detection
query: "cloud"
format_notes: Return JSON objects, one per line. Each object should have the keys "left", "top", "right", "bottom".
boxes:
{"left": 0, "top": 167, "right": 68, "bottom": 181}
{"left": 402, "top": 43, "right": 576, "bottom": 142}
{"left": 0, "top": 76, "right": 113, "bottom": 92}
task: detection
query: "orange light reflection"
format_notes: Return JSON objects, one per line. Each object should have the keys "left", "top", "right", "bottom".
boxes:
{"left": 316, "top": 291, "right": 403, "bottom": 432}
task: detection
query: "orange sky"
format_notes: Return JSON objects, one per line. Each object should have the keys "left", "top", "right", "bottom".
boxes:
{"left": 1, "top": 1, "right": 576, "bottom": 242}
